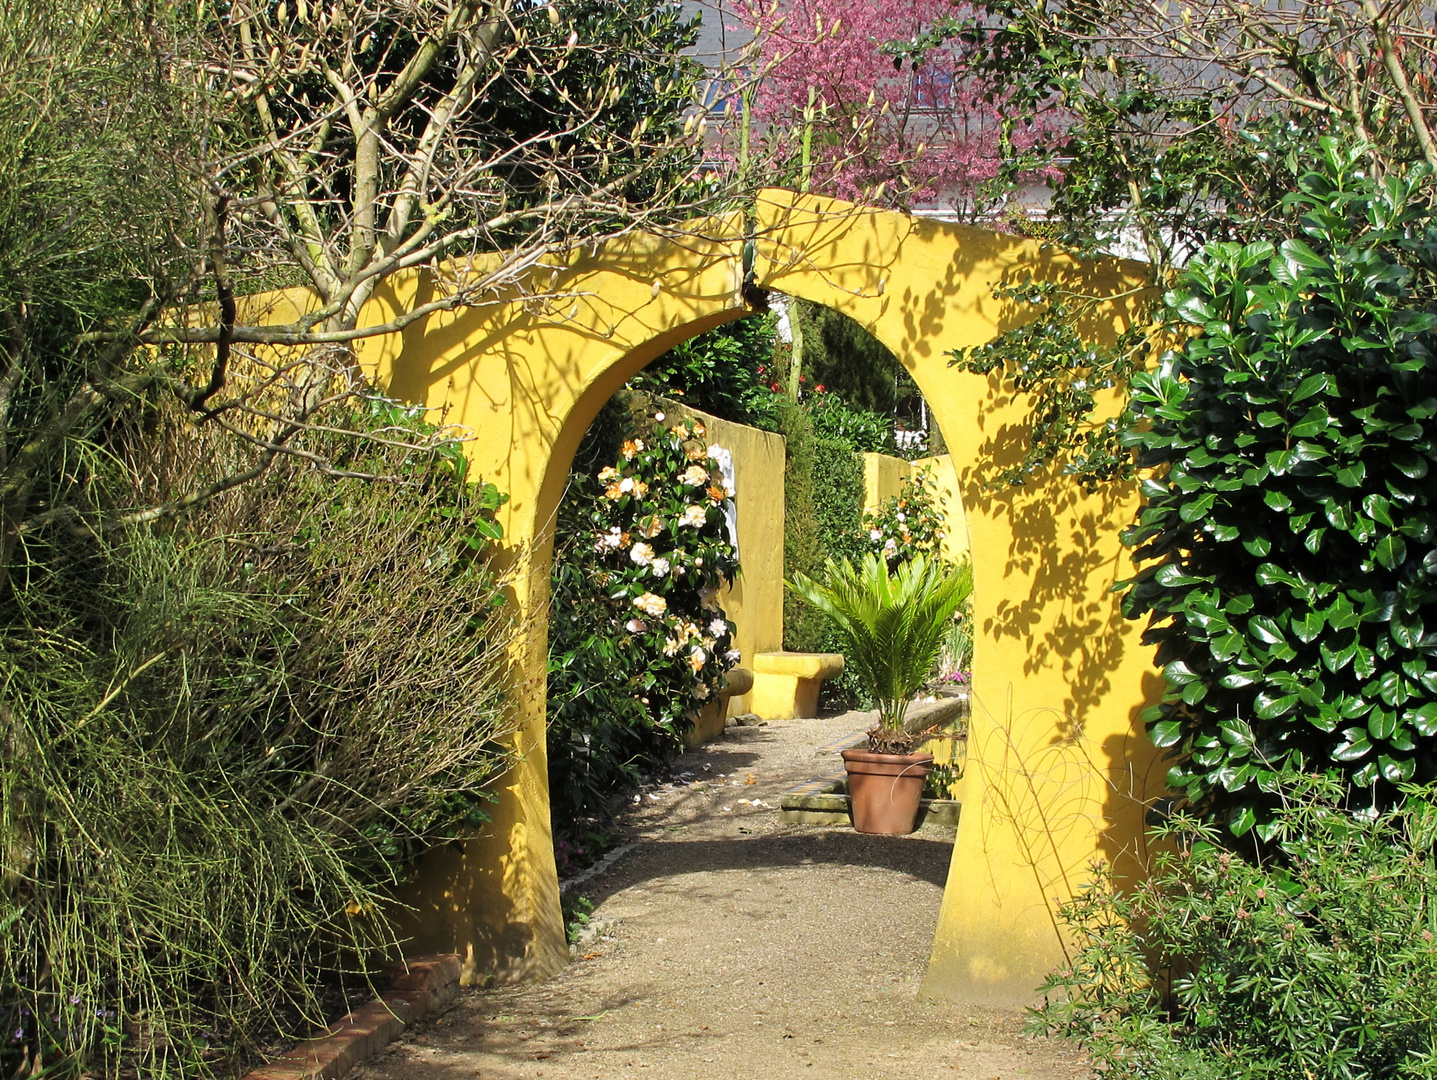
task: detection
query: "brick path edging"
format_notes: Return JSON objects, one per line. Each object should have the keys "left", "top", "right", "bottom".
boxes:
{"left": 242, "top": 955, "right": 462, "bottom": 1080}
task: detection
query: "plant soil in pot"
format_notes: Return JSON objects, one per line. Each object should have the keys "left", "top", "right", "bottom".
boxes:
{"left": 841, "top": 747, "right": 933, "bottom": 834}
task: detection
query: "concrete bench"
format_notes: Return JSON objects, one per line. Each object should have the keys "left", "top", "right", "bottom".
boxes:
{"left": 750, "top": 652, "right": 845, "bottom": 720}
{"left": 684, "top": 667, "right": 755, "bottom": 748}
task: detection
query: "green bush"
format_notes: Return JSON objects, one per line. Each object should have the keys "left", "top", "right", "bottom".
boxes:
{"left": 631, "top": 315, "right": 785, "bottom": 428}
{"left": 547, "top": 402, "right": 740, "bottom": 821}
{"left": 1033, "top": 777, "right": 1437, "bottom": 1080}
{"left": 1122, "top": 141, "right": 1437, "bottom": 835}
{"left": 0, "top": 398, "right": 514, "bottom": 1077}
{"left": 806, "top": 391, "right": 898, "bottom": 455}
{"left": 862, "top": 469, "right": 950, "bottom": 567}
{"left": 777, "top": 403, "right": 830, "bottom": 654}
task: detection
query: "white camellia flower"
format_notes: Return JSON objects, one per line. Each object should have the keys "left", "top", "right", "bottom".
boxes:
{"left": 869, "top": 528, "right": 882, "bottom": 541}
{"left": 725, "top": 649, "right": 741, "bottom": 663}
{"left": 625, "top": 618, "right": 646, "bottom": 633}
{"left": 694, "top": 681, "right": 710, "bottom": 699}
{"left": 633, "top": 592, "right": 667, "bottom": 616}
{"left": 655, "top": 411, "right": 666, "bottom": 421}
{"left": 884, "top": 537, "right": 898, "bottom": 553}
{"left": 662, "top": 637, "right": 681, "bottom": 657}
{"left": 595, "top": 526, "right": 623, "bottom": 551}
{"left": 679, "top": 505, "right": 707, "bottom": 528}
{"left": 688, "top": 647, "right": 707, "bottom": 672}
{"left": 708, "top": 617, "right": 727, "bottom": 637}
{"left": 680, "top": 464, "right": 709, "bottom": 487}
{"left": 619, "top": 476, "right": 635, "bottom": 493}
{"left": 896, "top": 511, "right": 906, "bottom": 522}
{"left": 630, "top": 541, "right": 654, "bottom": 565}
{"left": 651, "top": 557, "right": 671, "bottom": 577}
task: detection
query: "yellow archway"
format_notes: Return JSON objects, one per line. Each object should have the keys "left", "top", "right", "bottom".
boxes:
{"left": 351, "top": 191, "right": 1166, "bottom": 1004}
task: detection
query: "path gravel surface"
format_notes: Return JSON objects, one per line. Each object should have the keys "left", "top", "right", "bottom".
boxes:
{"left": 356, "top": 713, "right": 1090, "bottom": 1080}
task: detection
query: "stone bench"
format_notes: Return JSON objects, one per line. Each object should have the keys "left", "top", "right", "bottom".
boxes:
{"left": 684, "top": 667, "right": 755, "bottom": 748}
{"left": 750, "top": 652, "right": 845, "bottom": 720}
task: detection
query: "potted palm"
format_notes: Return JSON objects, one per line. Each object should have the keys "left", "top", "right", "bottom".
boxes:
{"left": 787, "top": 552, "right": 973, "bottom": 834}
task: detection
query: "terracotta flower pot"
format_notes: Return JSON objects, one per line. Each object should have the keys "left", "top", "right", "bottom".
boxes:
{"left": 840, "top": 748, "right": 933, "bottom": 835}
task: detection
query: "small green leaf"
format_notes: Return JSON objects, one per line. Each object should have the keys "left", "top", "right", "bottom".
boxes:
{"left": 1254, "top": 691, "right": 1299, "bottom": 719}
{"left": 1376, "top": 533, "right": 1408, "bottom": 569}
{"left": 1336, "top": 461, "right": 1367, "bottom": 487}
{"left": 1332, "top": 728, "right": 1373, "bottom": 761}
{"left": 1150, "top": 719, "right": 1184, "bottom": 747}
{"left": 1156, "top": 563, "right": 1206, "bottom": 587}
{"left": 1248, "top": 615, "right": 1287, "bottom": 645}
{"left": 1368, "top": 708, "right": 1398, "bottom": 740}
{"left": 1410, "top": 702, "right": 1437, "bottom": 736}
{"left": 1393, "top": 609, "right": 1425, "bottom": 649}
{"left": 1164, "top": 660, "right": 1201, "bottom": 685}
{"left": 1229, "top": 804, "right": 1257, "bottom": 836}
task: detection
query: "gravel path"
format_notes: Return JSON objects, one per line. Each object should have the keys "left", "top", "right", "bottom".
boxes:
{"left": 357, "top": 713, "right": 1089, "bottom": 1080}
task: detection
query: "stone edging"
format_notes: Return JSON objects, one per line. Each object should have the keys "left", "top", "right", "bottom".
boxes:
{"left": 243, "top": 954, "right": 461, "bottom": 1080}
{"left": 559, "top": 841, "right": 639, "bottom": 896}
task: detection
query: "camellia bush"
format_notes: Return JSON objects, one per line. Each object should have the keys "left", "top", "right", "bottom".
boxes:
{"left": 863, "top": 469, "right": 949, "bottom": 567}
{"left": 1122, "top": 141, "right": 1437, "bottom": 835}
{"left": 547, "top": 404, "right": 739, "bottom": 822}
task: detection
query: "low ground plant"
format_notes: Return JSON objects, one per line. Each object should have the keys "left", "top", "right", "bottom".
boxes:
{"left": 1033, "top": 777, "right": 1437, "bottom": 1080}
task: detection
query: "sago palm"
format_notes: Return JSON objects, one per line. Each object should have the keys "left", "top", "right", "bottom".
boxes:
{"left": 787, "top": 553, "right": 973, "bottom": 732}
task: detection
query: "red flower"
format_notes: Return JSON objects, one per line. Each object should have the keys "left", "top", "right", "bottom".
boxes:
{"left": 816, "top": 384, "right": 826, "bottom": 392}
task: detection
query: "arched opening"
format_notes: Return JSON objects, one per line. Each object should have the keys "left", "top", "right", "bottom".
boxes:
{"left": 541, "top": 297, "right": 977, "bottom": 884}
{"left": 369, "top": 192, "right": 1162, "bottom": 1005}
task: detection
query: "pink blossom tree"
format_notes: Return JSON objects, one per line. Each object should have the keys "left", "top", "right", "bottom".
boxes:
{"left": 728, "top": 0, "right": 1056, "bottom": 217}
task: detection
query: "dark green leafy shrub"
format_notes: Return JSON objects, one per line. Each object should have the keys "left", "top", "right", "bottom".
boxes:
{"left": 1123, "top": 141, "right": 1437, "bottom": 834}
{"left": 631, "top": 315, "right": 784, "bottom": 428}
{"left": 805, "top": 390, "right": 899, "bottom": 455}
{"left": 547, "top": 404, "right": 739, "bottom": 821}
{"left": 1033, "top": 777, "right": 1437, "bottom": 1080}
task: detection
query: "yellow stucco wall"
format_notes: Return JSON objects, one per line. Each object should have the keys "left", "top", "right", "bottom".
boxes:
{"left": 355, "top": 218, "right": 753, "bottom": 985}
{"left": 751, "top": 190, "right": 1165, "bottom": 1004}
{"left": 861, "top": 451, "right": 910, "bottom": 515}
{"left": 233, "top": 190, "right": 1167, "bottom": 1003}
{"left": 862, "top": 451, "right": 971, "bottom": 564}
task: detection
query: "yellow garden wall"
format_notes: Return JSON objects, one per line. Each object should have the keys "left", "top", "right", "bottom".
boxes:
{"left": 751, "top": 190, "right": 1165, "bottom": 1004}
{"left": 861, "top": 452, "right": 910, "bottom": 514}
{"left": 355, "top": 219, "right": 753, "bottom": 985}
{"left": 233, "top": 190, "right": 1169, "bottom": 1003}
